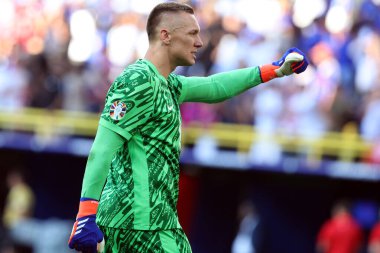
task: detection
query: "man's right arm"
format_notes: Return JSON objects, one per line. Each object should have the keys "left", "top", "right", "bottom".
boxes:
{"left": 80, "top": 124, "right": 126, "bottom": 200}
{"left": 68, "top": 125, "right": 125, "bottom": 252}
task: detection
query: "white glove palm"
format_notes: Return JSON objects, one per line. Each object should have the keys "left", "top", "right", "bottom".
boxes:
{"left": 275, "top": 52, "right": 304, "bottom": 77}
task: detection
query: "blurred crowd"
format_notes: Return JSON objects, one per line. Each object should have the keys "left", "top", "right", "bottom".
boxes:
{"left": 0, "top": 0, "right": 380, "bottom": 146}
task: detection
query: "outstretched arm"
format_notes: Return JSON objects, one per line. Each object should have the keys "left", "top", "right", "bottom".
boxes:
{"left": 179, "top": 47, "right": 308, "bottom": 104}
{"left": 179, "top": 66, "right": 262, "bottom": 103}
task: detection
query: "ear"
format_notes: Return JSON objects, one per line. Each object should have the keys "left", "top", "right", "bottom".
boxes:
{"left": 160, "top": 29, "right": 171, "bottom": 45}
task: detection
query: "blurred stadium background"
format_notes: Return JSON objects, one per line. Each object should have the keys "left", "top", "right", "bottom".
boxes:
{"left": 0, "top": 0, "right": 380, "bottom": 252}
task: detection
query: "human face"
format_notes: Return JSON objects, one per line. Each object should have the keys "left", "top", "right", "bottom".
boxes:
{"left": 167, "top": 12, "right": 203, "bottom": 67}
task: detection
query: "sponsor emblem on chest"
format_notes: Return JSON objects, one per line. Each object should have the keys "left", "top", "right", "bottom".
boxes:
{"left": 110, "top": 101, "right": 127, "bottom": 120}
{"left": 164, "top": 90, "right": 174, "bottom": 112}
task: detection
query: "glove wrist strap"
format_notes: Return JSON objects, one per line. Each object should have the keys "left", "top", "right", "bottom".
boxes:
{"left": 259, "top": 64, "right": 279, "bottom": 83}
{"left": 77, "top": 199, "right": 99, "bottom": 219}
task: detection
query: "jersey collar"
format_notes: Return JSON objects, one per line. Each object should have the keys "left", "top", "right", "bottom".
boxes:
{"left": 139, "top": 59, "right": 169, "bottom": 84}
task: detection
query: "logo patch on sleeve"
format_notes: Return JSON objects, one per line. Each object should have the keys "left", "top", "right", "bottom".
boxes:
{"left": 110, "top": 101, "right": 127, "bottom": 120}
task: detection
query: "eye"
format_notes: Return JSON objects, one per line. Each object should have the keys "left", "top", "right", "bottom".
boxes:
{"left": 189, "top": 30, "right": 199, "bottom": 35}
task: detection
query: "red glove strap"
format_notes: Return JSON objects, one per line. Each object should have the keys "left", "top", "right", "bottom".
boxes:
{"left": 291, "top": 60, "right": 306, "bottom": 73}
{"left": 259, "top": 64, "right": 279, "bottom": 83}
{"left": 77, "top": 200, "right": 99, "bottom": 219}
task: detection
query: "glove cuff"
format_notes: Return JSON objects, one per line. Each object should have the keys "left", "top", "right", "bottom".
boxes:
{"left": 259, "top": 64, "right": 279, "bottom": 83}
{"left": 77, "top": 198, "right": 99, "bottom": 219}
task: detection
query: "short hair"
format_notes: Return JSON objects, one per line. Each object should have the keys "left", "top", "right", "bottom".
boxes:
{"left": 146, "top": 2, "right": 194, "bottom": 41}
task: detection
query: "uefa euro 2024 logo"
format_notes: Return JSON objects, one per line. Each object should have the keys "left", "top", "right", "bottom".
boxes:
{"left": 110, "top": 101, "right": 127, "bottom": 121}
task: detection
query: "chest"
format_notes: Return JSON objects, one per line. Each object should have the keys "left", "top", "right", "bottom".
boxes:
{"left": 144, "top": 77, "right": 182, "bottom": 151}
{"left": 153, "top": 80, "right": 180, "bottom": 122}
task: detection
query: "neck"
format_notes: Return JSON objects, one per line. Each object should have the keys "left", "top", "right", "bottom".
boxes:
{"left": 144, "top": 44, "right": 175, "bottom": 78}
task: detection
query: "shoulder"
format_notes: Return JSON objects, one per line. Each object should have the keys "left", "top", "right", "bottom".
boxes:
{"left": 115, "top": 61, "right": 152, "bottom": 87}
{"left": 168, "top": 73, "right": 185, "bottom": 91}
{"left": 106, "top": 61, "right": 155, "bottom": 103}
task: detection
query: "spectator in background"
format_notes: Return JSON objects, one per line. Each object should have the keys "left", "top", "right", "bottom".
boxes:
{"left": 231, "top": 200, "right": 269, "bottom": 253}
{"left": 316, "top": 200, "right": 364, "bottom": 253}
{"left": 2, "top": 168, "right": 35, "bottom": 229}
{"left": 1, "top": 168, "right": 35, "bottom": 253}
{"left": 0, "top": 47, "right": 29, "bottom": 110}
{"left": 349, "top": 25, "right": 380, "bottom": 95}
{"left": 25, "top": 54, "right": 64, "bottom": 109}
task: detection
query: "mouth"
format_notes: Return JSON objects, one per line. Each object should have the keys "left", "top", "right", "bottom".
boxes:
{"left": 191, "top": 51, "right": 197, "bottom": 59}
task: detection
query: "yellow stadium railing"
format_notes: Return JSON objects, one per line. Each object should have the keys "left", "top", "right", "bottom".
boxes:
{"left": 0, "top": 108, "right": 99, "bottom": 136}
{"left": 0, "top": 108, "right": 373, "bottom": 162}
{"left": 183, "top": 121, "right": 372, "bottom": 163}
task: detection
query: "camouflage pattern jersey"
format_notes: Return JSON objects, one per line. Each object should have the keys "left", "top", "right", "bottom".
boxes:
{"left": 96, "top": 58, "right": 264, "bottom": 231}
{"left": 97, "top": 59, "right": 184, "bottom": 231}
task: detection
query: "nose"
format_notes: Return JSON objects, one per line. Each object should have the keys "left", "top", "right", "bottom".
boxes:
{"left": 195, "top": 35, "right": 203, "bottom": 48}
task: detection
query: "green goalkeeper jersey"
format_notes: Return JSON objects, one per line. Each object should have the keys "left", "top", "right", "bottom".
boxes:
{"left": 97, "top": 59, "right": 183, "bottom": 230}
{"left": 93, "top": 59, "right": 263, "bottom": 230}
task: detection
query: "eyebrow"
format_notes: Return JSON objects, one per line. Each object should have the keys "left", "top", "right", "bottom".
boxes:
{"left": 170, "top": 25, "right": 186, "bottom": 32}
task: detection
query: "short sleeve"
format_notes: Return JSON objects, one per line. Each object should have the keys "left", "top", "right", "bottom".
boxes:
{"left": 99, "top": 69, "right": 155, "bottom": 140}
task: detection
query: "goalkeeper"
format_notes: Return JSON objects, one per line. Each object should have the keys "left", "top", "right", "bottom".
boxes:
{"left": 68, "top": 2, "right": 308, "bottom": 253}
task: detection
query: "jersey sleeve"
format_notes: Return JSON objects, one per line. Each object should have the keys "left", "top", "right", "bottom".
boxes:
{"left": 80, "top": 125, "right": 125, "bottom": 200}
{"left": 99, "top": 69, "right": 156, "bottom": 140}
{"left": 177, "top": 67, "right": 263, "bottom": 104}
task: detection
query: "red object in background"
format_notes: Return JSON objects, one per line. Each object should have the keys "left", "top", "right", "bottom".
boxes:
{"left": 177, "top": 170, "right": 199, "bottom": 237}
{"left": 317, "top": 212, "right": 363, "bottom": 253}
{"left": 369, "top": 222, "right": 380, "bottom": 245}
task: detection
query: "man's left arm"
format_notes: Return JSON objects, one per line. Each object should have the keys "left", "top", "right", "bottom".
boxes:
{"left": 179, "top": 47, "right": 308, "bottom": 103}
